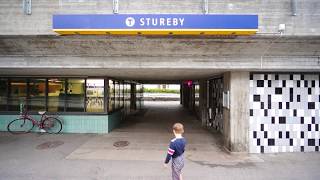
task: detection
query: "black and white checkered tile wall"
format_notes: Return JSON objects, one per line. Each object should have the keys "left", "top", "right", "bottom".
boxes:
{"left": 249, "top": 73, "right": 320, "bottom": 153}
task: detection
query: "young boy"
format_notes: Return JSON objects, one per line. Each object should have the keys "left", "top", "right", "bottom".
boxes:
{"left": 164, "top": 123, "right": 187, "bottom": 180}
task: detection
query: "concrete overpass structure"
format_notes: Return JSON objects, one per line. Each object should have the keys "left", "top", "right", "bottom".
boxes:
{"left": 0, "top": 35, "right": 319, "bottom": 78}
{"left": 0, "top": 0, "right": 319, "bottom": 154}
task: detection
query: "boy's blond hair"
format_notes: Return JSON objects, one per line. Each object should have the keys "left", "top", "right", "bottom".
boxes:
{"left": 173, "top": 123, "right": 184, "bottom": 134}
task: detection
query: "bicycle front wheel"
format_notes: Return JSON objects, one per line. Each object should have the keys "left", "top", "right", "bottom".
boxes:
{"left": 7, "top": 118, "right": 34, "bottom": 134}
{"left": 42, "top": 117, "right": 62, "bottom": 134}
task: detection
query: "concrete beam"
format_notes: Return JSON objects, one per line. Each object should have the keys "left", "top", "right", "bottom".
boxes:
{"left": 0, "top": 56, "right": 319, "bottom": 70}
{"left": 1, "top": 35, "right": 319, "bottom": 57}
{"left": 0, "top": 35, "right": 318, "bottom": 80}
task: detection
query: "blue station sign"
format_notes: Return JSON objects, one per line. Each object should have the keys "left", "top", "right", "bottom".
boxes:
{"left": 53, "top": 14, "right": 258, "bottom": 35}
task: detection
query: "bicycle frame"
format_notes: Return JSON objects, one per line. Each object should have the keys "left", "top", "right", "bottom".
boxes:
{"left": 19, "top": 110, "right": 49, "bottom": 129}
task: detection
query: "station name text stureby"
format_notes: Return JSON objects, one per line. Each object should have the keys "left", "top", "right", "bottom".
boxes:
{"left": 125, "top": 17, "right": 185, "bottom": 27}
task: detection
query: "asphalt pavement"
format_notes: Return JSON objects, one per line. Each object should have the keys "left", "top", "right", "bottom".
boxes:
{"left": 0, "top": 101, "right": 319, "bottom": 180}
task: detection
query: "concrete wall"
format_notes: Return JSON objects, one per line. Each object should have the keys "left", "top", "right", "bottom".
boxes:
{"left": 108, "top": 110, "right": 123, "bottom": 132}
{"left": 223, "top": 71, "right": 250, "bottom": 152}
{"left": 0, "top": 0, "right": 319, "bottom": 35}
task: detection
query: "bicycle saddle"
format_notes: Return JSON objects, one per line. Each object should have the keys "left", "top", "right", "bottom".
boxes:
{"left": 38, "top": 111, "right": 46, "bottom": 115}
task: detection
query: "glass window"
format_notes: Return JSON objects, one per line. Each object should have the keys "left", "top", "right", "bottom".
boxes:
{"left": 120, "top": 82, "right": 124, "bottom": 108}
{"left": 136, "top": 84, "right": 142, "bottom": 110}
{"left": 125, "top": 83, "right": 131, "bottom": 113}
{"left": 0, "top": 78, "right": 8, "bottom": 111}
{"left": 8, "top": 78, "right": 27, "bottom": 111}
{"left": 66, "top": 79, "right": 85, "bottom": 112}
{"left": 195, "top": 84, "right": 200, "bottom": 108}
{"left": 48, "top": 78, "right": 66, "bottom": 112}
{"left": 136, "top": 84, "right": 139, "bottom": 109}
{"left": 115, "top": 81, "right": 120, "bottom": 109}
{"left": 123, "top": 83, "right": 126, "bottom": 111}
{"left": 108, "top": 80, "right": 115, "bottom": 112}
{"left": 29, "top": 79, "right": 46, "bottom": 111}
{"left": 86, "top": 79, "right": 104, "bottom": 112}
{"left": 124, "top": 83, "right": 127, "bottom": 110}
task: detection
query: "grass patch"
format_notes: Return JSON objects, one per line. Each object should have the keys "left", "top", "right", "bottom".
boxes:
{"left": 143, "top": 88, "right": 180, "bottom": 94}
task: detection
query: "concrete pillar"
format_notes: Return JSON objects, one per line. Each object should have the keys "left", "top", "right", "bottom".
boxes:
{"left": 223, "top": 71, "right": 249, "bottom": 152}
{"left": 180, "top": 84, "right": 183, "bottom": 105}
{"left": 189, "top": 85, "right": 194, "bottom": 110}
{"left": 181, "top": 84, "right": 185, "bottom": 107}
{"left": 104, "top": 78, "right": 109, "bottom": 113}
{"left": 130, "top": 83, "right": 136, "bottom": 110}
{"left": 199, "top": 79, "right": 208, "bottom": 127}
{"left": 181, "top": 84, "right": 190, "bottom": 108}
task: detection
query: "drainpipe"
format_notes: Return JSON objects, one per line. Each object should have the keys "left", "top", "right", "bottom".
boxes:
{"left": 113, "top": 0, "right": 119, "bottom": 14}
{"left": 291, "top": 0, "right": 297, "bottom": 16}
{"left": 203, "top": 0, "right": 209, "bottom": 14}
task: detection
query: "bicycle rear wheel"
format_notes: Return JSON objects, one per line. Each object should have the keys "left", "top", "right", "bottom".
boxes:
{"left": 7, "top": 118, "right": 34, "bottom": 134}
{"left": 42, "top": 117, "right": 62, "bottom": 134}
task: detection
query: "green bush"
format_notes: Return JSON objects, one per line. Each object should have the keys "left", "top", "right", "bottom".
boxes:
{"left": 143, "top": 88, "right": 180, "bottom": 94}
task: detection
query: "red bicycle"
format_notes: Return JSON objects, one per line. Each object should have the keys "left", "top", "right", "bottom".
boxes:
{"left": 7, "top": 106, "right": 63, "bottom": 134}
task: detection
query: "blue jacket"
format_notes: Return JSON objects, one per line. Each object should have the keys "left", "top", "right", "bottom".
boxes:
{"left": 165, "top": 137, "right": 186, "bottom": 164}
